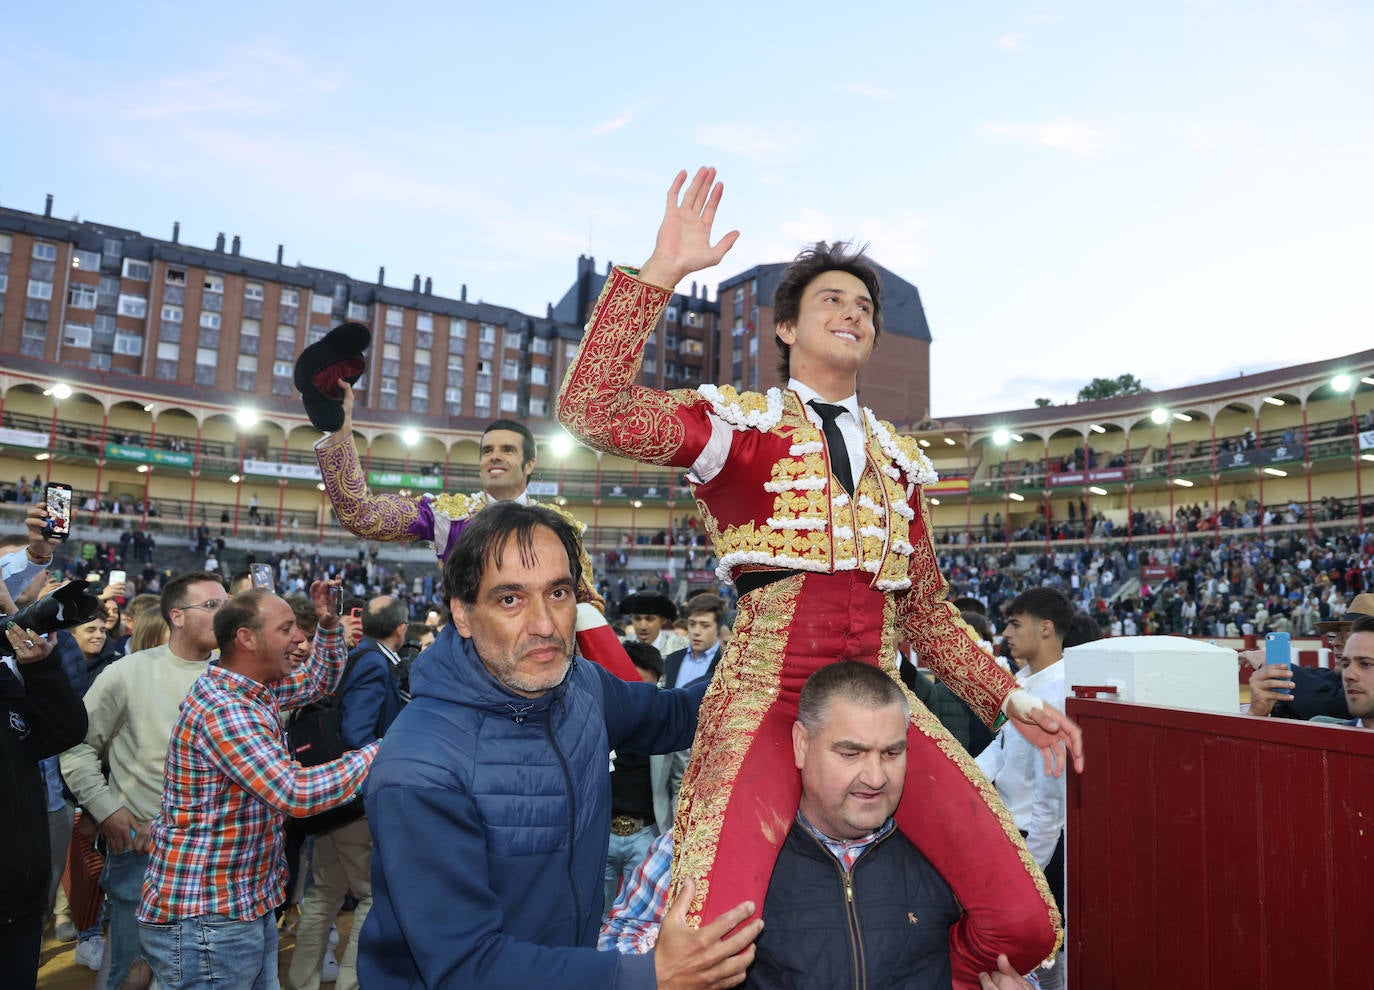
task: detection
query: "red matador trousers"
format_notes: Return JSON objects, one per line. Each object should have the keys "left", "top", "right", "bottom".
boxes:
{"left": 669, "top": 572, "right": 1060, "bottom": 987}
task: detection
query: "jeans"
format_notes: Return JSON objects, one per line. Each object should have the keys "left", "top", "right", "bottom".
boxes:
{"left": 100, "top": 846, "right": 150, "bottom": 989}
{"left": 603, "top": 826, "right": 656, "bottom": 916}
{"left": 139, "top": 912, "right": 279, "bottom": 990}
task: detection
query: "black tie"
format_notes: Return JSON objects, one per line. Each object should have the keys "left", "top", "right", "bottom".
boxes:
{"left": 809, "top": 400, "right": 855, "bottom": 496}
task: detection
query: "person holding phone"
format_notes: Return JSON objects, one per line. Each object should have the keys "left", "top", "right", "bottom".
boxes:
{"left": 1243, "top": 593, "right": 1374, "bottom": 719}
{"left": 0, "top": 505, "right": 66, "bottom": 605}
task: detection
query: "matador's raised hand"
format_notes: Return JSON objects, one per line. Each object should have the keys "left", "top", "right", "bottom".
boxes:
{"left": 639, "top": 167, "right": 740, "bottom": 291}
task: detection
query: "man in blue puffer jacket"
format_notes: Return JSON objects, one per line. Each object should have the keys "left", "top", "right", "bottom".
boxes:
{"left": 359, "top": 502, "right": 764, "bottom": 989}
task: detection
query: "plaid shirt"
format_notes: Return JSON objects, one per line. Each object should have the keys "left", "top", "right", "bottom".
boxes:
{"left": 138, "top": 624, "right": 378, "bottom": 923}
{"left": 599, "top": 814, "right": 893, "bottom": 954}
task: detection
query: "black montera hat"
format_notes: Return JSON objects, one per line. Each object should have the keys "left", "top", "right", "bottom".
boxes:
{"left": 620, "top": 591, "right": 678, "bottom": 621}
{"left": 294, "top": 322, "right": 371, "bottom": 432}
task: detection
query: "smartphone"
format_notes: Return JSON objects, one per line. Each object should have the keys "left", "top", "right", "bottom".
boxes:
{"left": 250, "top": 562, "right": 275, "bottom": 591}
{"left": 108, "top": 569, "right": 126, "bottom": 587}
{"left": 1265, "top": 631, "right": 1294, "bottom": 698}
{"left": 45, "top": 483, "right": 72, "bottom": 541}
{"left": 350, "top": 606, "right": 363, "bottom": 621}
{"left": 327, "top": 585, "right": 343, "bottom": 615}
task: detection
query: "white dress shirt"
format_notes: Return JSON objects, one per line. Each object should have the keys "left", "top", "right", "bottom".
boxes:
{"left": 974, "top": 658, "right": 1067, "bottom": 868}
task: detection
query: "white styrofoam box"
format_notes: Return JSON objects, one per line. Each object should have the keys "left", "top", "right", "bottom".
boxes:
{"left": 1062, "top": 636, "right": 1238, "bottom": 714}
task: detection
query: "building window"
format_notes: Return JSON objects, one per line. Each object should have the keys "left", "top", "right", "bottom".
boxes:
{"left": 530, "top": 366, "right": 548, "bottom": 385}
{"left": 416, "top": 329, "right": 433, "bottom": 349}
{"left": 204, "top": 274, "right": 224, "bottom": 294}
{"left": 273, "top": 360, "right": 292, "bottom": 378}
{"left": 417, "top": 313, "right": 433, "bottom": 332}
{"left": 103, "top": 238, "right": 123, "bottom": 258}
{"left": 166, "top": 268, "right": 187, "bottom": 285}
{"left": 157, "top": 341, "right": 180, "bottom": 362}
{"left": 241, "top": 318, "right": 261, "bottom": 338}
{"left": 311, "top": 292, "right": 333, "bottom": 314}
{"left": 0, "top": 274, "right": 8, "bottom": 293}
{"left": 414, "top": 348, "right": 431, "bottom": 366}
{"left": 236, "top": 354, "right": 257, "bottom": 391}
{"left": 281, "top": 288, "right": 299, "bottom": 307}
{"left": 447, "top": 353, "right": 464, "bottom": 372}
{"left": 162, "top": 304, "right": 183, "bottom": 322}
{"left": 90, "top": 352, "right": 112, "bottom": 371}
{"left": 69, "top": 284, "right": 98, "bottom": 309}
{"left": 0, "top": 233, "right": 11, "bottom": 253}
{"left": 117, "top": 294, "right": 147, "bottom": 318}
{"left": 122, "top": 258, "right": 151, "bottom": 280}
{"left": 384, "top": 325, "right": 402, "bottom": 345}
{"left": 479, "top": 323, "right": 497, "bottom": 343}
{"left": 28, "top": 279, "right": 53, "bottom": 300}
{"left": 200, "top": 312, "right": 221, "bottom": 330}
{"left": 348, "top": 301, "right": 368, "bottom": 320}
{"left": 63, "top": 322, "right": 93, "bottom": 348}
{"left": 500, "top": 393, "right": 518, "bottom": 413}
{"left": 382, "top": 343, "right": 401, "bottom": 361}
{"left": 98, "top": 275, "right": 119, "bottom": 308}
{"left": 32, "top": 242, "right": 58, "bottom": 262}
{"left": 644, "top": 358, "right": 657, "bottom": 374}
{"left": 502, "top": 359, "right": 520, "bottom": 381}
{"left": 528, "top": 397, "right": 547, "bottom": 417}
{"left": 386, "top": 307, "right": 404, "bottom": 326}
{"left": 445, "top": 387, "right": 463, "bottom": 404}
{"left": 451, "top": 317, "right": 467, "bottom": 337}
{"left": 532, "top": 337, "right": 551, "bottom": 355}
{"left": 113, "top": 331, "right": 143, "bottom": 356}
{"left": 244, "top": 282, "right": 264, "bottom": 301}
{"left": 666, "top": 306, "right": 679, "bottom": 323}
{"left": 474, "top": 390, "right": 492, "bottom": 410}
{"left": 412, "top": 381, "right": 429, "bottom": 399}
{"left": 72, "top": 249, "right": 101, "bottom": 271}
{"left": 450, "top": 336, "right": 466, "bottom": 356}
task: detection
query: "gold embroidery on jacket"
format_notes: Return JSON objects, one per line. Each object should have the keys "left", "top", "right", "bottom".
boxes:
{"left": 670, "top": 575, "right": 799, "bottom": 924}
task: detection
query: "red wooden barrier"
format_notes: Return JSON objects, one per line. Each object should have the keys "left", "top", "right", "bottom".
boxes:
{"left": 1066, "top": 697, "right": 1374, "bottom": 989}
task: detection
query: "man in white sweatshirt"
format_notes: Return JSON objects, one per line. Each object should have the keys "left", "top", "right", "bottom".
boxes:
{"left": 976, "top": 587, "right": 1073, "bottom": 990}
{"left": 60, "top": 571, "right": 226, "bottom": 989}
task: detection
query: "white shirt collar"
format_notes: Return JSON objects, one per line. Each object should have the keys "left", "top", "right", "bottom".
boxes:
{"left": 788, "top": 379, "right": 861, "bottom": 423}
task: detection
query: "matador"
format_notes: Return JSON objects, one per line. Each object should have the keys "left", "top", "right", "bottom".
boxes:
{"left": 558, "top": 168, "right": 1084, "bottom": 986}
{"left": 297, "top": 347, "right": 636, "bottom": 682}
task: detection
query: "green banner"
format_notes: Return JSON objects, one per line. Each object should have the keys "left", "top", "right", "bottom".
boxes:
{"left": 105, "top": 443, "right": 194, "bottom": 468}
{"left": 367, "top": 471, "right": 443, "bottom": 490}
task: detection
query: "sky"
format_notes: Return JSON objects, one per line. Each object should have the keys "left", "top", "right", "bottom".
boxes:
{"left": 3, "top": 1, "right": 1371, "bottom": 419}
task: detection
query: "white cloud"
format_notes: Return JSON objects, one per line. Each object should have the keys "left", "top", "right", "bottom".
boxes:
{"left": 590, "top": 103, "right": 643, "bottom": 136}
{"left": 836, "top": 82, "right": 896, "bottom": 100}
{"left": 692, "top": 123, "right": 793, "bottom": 161}
{"left": 978, "top": 118, "right": 1112, "bottom": 156}
{"left": 995, "top": 33, "right": 1025, "bottom": 50}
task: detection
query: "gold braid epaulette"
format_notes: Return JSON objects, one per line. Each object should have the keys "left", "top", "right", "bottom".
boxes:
{"left": 315, "top": 431, "right": 421, "bottom": 542}
{"left": 556, "top": 266, "right": 697, "bottom": 466}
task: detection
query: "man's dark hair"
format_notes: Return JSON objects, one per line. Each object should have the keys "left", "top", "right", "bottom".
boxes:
{"left": 683, "top": 593, "right": 725, "bottom": 624}
{"left": 444, "top": 502, "right": 582, "bottom": 605}
{"left": 161, "top": 571, "right": 227, "bottom": 624}
{"left": 622, "top": 639, "right": 663, "bottom": 679}
{"left": 1064, "top": 610, "right": 1104, "bottom": 648}
{"left": 960, "top": 610, "right": 993, "bottom": 642}
{"left": 1006, "top": 588, "right": 1074, "bottom": 642}
{"left": 363, "top": 596, "right": 410, "bottom": 639}
{"left": 228, "top": 570, "right": 253, "bottom": 593}
{"left": 797, "top": 661, "right": 908, "bottom": 734}
{"left": 482, "top": 419, "right": 537, "bottom": 465}
{"left": 286, "top": 594, "right": 319, "bottom": 637}
{"left": 772, "top": 242, "right": 884, "bottom": 381}
{"left": 1350, "top": 614, "right": 1374, "bottom": 635}
{"left": 213, "top": 588, "right": 274, "bottom": 656}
